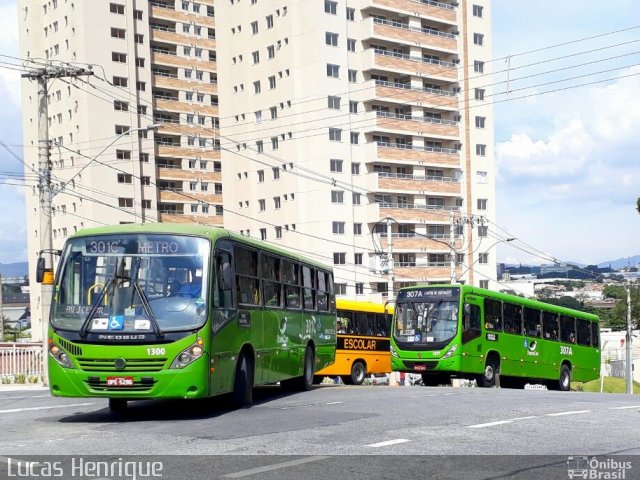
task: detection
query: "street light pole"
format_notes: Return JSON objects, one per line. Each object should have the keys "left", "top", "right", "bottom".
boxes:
{"left": 626, "top": 280, "right": 633, "bottom": 395}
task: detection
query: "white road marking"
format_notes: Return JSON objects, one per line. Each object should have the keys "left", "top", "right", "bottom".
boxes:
{"left": 546, "top": 410, "right": 590, "bottom": 417}
{"left": 365, "top": 439, "right": 410, "bottom": 448}
{"left": 468, "top": 420, "right": 513, "bottom": 429}
{"left": 611, "top": 405, "right": 640, "bottom": 410}
{"left": 0, "top": 395, "right": 51, "bottom": 400}
{"left": 325, "top": 401, "right": 343, "bottom": 405}
{"left": 408, "top": 394, "right": 438, "bottom": 398}
{"left": 0, "top": 402, "right": 94, "bottom": 414}
{"left": 222, "top": 456, "right": 330, "bottom": 478}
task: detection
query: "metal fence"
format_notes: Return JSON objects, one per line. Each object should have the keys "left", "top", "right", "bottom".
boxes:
{"left": 0, "top": 342, "right": 44, "bottom": 382}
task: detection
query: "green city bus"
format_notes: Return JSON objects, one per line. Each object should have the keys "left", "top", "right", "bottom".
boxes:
{"left": 44, "top": 224, "right": 336, "bottom": 411}
{"left": 390, "top": 284, "right": 600, "bottom": 390}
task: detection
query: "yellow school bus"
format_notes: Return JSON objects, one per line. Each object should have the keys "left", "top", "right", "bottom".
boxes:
{"left": 315, "top": 299, "right": 393, "bottom": 385}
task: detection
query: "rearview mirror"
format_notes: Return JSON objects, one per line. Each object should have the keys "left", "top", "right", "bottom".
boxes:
{"left": 35, "top": 257, "right": 46, "bottom": 283}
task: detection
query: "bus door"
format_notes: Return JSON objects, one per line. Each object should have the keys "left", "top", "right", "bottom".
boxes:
{"left": 460, "top": 294, "right": 484, "bottom": 373}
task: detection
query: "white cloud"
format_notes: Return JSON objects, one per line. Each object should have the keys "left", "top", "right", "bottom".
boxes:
{"left": 0, "top": 2, "right": 21, "bottom": 108}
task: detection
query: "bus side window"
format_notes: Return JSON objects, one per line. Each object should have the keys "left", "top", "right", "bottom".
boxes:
{"left": 542, "top": 311, "right": 558, "bottom": 340}
{"left": 591, "top": 322, "right": 599, "bottom": 347}
{"left": 576, "top": 319, "right": 591, "bottom": 346}
{"left": 524, "top": 308, "right": 541, "bottom": 338}
{"left": 503, "top": 303, "right": 522, "bottom": 335}
{"left": 462, "top": 303, "right": 481, "bottom": 343}
{"left": 484, "top": 298, "right": 502, "bottom": 331}
{"left": 560, "top": 315, "right": 576, "bottom": 343}
{"left": 215, "top": 251, "right": 234, "bottom": 308}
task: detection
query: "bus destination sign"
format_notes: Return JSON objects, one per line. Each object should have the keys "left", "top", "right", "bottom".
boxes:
{"left": 83, "top": 236, "right": 197, "bottom": 256}
{"left": 397, "top": 287, "right": 459, "bottom": 301}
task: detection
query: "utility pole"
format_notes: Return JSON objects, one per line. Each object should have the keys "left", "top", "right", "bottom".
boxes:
{"left": 386, "top": 217, "right": 394, "bottom": 300}
{"left": 22, "top": 65, "right": 93, "bottom": 382}
{"left": 449, "top": 213, "right": 456, "bottom": 284}
{"left": 626, "top": 280, "right": 633, "bottom": 395}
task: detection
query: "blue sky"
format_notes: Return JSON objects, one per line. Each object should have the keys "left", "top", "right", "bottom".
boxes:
{"left": 0, "top": 0, "right": 639, "bottom": 266}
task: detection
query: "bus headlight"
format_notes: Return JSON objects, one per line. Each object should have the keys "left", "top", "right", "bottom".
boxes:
{"left": 49, "top": 344, "right": 73, "bottom": 368}
{"left": 442, "top": 344, "right": 458, "bottom": 359}
{"left": 390, "top": 345, "right": 399, "bottom": 358}
{"left": 171, "top": 340, "right": 204, "bottom": 369}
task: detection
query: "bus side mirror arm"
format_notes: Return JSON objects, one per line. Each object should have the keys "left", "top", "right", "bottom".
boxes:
{"left": 35, "top": 249, "right": 62, "bottom": 284}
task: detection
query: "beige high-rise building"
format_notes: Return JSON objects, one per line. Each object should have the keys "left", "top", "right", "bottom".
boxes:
{"left": 18, "top": 0, "right": 221, "bottom": 340}
{"left": 217, "top": 0, "right": 496, "bottom": 302}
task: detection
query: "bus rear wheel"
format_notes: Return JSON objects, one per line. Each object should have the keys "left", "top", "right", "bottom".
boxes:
{"left": 108, "top": 398, "right": 127, "bottom": 413}
{"left": 350, "top": 361, "right": 366, "bottom": 386}
{"left": 231, "top": 353, "right": 253, "bottom": 408}
{"left": 478, "top": 358, "right": 498, "bottom": 388}
{"left": 558, "top": 364, "right": 571, "bottom": 392}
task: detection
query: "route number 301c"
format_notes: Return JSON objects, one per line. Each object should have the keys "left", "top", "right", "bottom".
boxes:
{"left": 147, "top": 348, "right": 166, "bottom": 356}
{"left": 560, "top": 346, "right": 573, "bottom": 355}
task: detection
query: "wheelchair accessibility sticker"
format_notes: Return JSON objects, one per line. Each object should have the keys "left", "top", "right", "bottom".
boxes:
{"left": 109, "top": 315, "right": 125, "bottom": 330}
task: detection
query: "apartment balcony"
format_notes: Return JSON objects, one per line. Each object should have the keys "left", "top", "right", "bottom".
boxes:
{"left": 150, "top": 51, "right": 216, "bottom": 73}
{"left": 154, "top": 98, "right": 218, "bottom": 116}
{"left": 152, "top": 75, "right": 218, "bottom": 95}
{"left": 159, "top": 189, "right": 221, "bottom": 204}
{"left": 367, "top": 201, "right": 460, "bottom": 223}
{"left": 371, "top": 171, "right": 461, "bottom": 195}
{"left": 363, "top": 48, "right": 458, "bottom": 81}
{"left": 354, "top": 0, "right": 457, "bottom": 23}
{"left": 156, "top": 144, "right": 221, "bottom": 160}
{"left": 379, "top": 233, "right": 462, "bottom": 251}
{"left": 394, "top": 264, "right": 460, "bottom": 281}
{"left": 159, "top": 212, "right": 223, "bottom": 225}
{"left": 371, "top": 111, "right": 459, "bottom": 138}
{"left": 150, "top": 4, "right": 215, "bottom": 28}
{"left": 157, "top": 166, "right": 221, "bottom": 182}
{"left": 363, "top": 17, "right": 457, "bottom": 52}
{"left": 373, "top": 80, "right": 458, "bottom": 110}
{"left": 373, "top": 141, "right": 460, "bottom": 167}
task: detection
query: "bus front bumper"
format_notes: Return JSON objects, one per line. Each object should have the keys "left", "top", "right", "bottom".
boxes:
{"left": 391, "top": 353, "right": 461, "bottom": 373}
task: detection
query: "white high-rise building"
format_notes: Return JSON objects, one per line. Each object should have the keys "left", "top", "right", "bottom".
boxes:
{"left": 217, "top": 0, "right": 496, "bottom": 302}
{"left": 18, "top": 0, "right": 221, "bottom": 340}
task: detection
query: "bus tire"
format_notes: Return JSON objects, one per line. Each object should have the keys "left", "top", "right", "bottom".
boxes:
{"left": 559, "top": 364, "right": 571, "bottom": 392}
{"left": 231, "top": 354, "right": 253, "bottom": 408}
{"left": 350, "top": 361, "right": 366, "bottom": 386}
{"left": 478, "top": 358, "right": 498, "bottom": 388}
{"left": 108, "top": 398, "right": 127, "bottom": 413}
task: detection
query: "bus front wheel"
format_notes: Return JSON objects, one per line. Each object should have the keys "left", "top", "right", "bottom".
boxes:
{"left": 558, "top": 364, "right": 571, "bottom": 392}
{"left": 478, "top": 359, "right": 498, "bottom": 388}
{"left": 231, "top": 354, "right": 253, "bottom": 408}
{"left": 108, "top": 398, "right": 127, "bottom": 413}
{"left": 350, "top": 361, "right": 366, "bottom": 386}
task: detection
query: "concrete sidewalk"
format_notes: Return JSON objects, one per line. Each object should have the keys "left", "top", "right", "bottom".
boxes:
{"left": 0, "top": 384, "right": 49, "bottom": 392}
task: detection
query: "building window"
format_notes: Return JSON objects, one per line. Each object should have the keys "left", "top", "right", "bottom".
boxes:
{"left": 347, "top": 38, "right": 355, "bottom": 52}
{"left": 348, "top": 69, "right": 357, "bottom": 82}
{"left": 274, "top": 196, "right": 281, "bottom": 209}
{"left": 332, "top": 222, "right": 345, "bottom": 234}
{"left": 251, "top": 21, "right": 258, "bottom": 34}
{"left": 259, "top": 199, "right": 266, "bottom": 211}
{"left": 326, "top": 64, "right": 339, "bottom": 78}
{"left": 474, "top": 60, "right": 484, "bottom": 73}
{"left": 333, "top": 252, "right": 346, "bottom": 265}
{"left": 255, "top": 110, "right": 262, "bottom": 123}
{"left": 476, "top": 144, "right": 487, "bottom": 156}
{"left": 111, "top": 28, "right": 125, "bottom": 39}
{"left": 140, "top": 153, "right": 149, "bottom": 163}
{"left": 479, "top": 280, "right": 489, "bottom": 289}
{"left": 268, "top": 75, "right": 276, "bottom": 89}
{"left": 256, "top": 140, "right": 264, "bottom": 153}
{"left": 350, "top": 132, "right": 359, "bottom": 144}
{"left": 352, "top": 193, "right": 361, "bottom": 205}
{"left": 117, "top": 173, "right": 132, "bottom": 183}
{"left": 135, "top": 58, "right": 145, "bottom": 68}
{"left": 118, "top": 197, "right": 133, "bottom": 208}
{"left": 111, "top": 52, "right": 127, "bottom": 63}
{"left": 325, "top": 32, "right": 338, "bottom": 46}
{"left": 134, "top": 9, "right": 143, "bottom": 20}
{"left": 113, "top": 100, "right": 128, "bottom": 111}
{"left": 354, "top": 253, "right": 363, "bottom": 265}
{"left": 254, "top": 81, "right": 261, "bottom": 93}
{"left": 116, "top": 149, "right": 131, "bottom": 160}
{"left": 475, "top": 116, "right": 486, "bottom": 128}
{"left": 477, "top": 198, "right": 488, "bottom": 210}
{"left": 275, "top": 226, "right": 282, "bottom": 239}
{"left": 135, "top": 33, "right": 144, "bottom": 44}
{"left": 329, "top": 128, "right": 342, "bottom": 141}
{"left": 270, "top": 106, "right": 277, "bottom": 119}
{"left": 328, "top": 95, "right": 340, "bottom": 109}
{"left": 260, "top": 228, "right": 267, "bottom": 240}
{"left": 113, "top": 76, "right": 127, "bottom": 87}
{"left": 354, "top": 223, "right": 362, "bottom": 235}
{"left": 331, "top": 190, "right": 344, "bottom": 203}
{"left": 266, "top": 14, "right": 273, "bottom": 28}
{"left": 257, "top": 170, "right": 265, "bottom": 182}
{"left": 479, "top": 253, "right": 489, "bottom": 264}
{"left": 324, "top": 0, "right": 337, "bottom": 14}
{"left": 474, "top": 88, "right": 485, "bottom": 100}
{"left": 346, "top": 7, "right": 355, "bottom": 21}
{"left": 351, "top": 163, "right": 360, "bottom": 175}
{"left": 473, "top": 4, "right": 483, "bottom": 17}
{"left": 267, "top": 45, "right": 275, "bottom": 58}
{"left": 474, "top": 33, "right": 484, "bottom": 45}
{"left": 136, "top": 81, "right": 146, "bottom": 91}
{"left": 478, "top": 225, "right": 488, "bottom": 237}
{"left": 110, "top": 3, "right": 125, "bottom": 14}
{"left": 355, "top": 283, "right": 364, "bottom": 295}
{"left": 330, "top": 159, "right": 343, "bottom": 172}
{"left": 271, "top": 136, "right": 279, "bottom": 149}
{"left": 349, "top": 101, "right": 358, "bottom": 113}
{"left": 252, "top": 50, "right": 260, "bottom": 64}
{"left": 115, "top": 125, "right": 129, "bottom": 135}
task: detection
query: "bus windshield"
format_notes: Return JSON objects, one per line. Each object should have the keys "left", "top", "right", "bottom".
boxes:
{"left": 52, "top": 234, "right": 210, "bottom": 334}
{"left": 394, "top": 300, "right": 459, "bottom": 344}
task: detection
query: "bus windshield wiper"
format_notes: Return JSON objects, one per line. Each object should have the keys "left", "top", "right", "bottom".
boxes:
{"left": 131, "top": 280, "right": 164, "bottom": 341}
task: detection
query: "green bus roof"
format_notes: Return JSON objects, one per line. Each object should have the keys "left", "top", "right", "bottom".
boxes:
{"left": 398, "top": 283, "right": 600, "bottom": 323}
{"left": 68, "top": 224, "right": 332, "bottom": 271}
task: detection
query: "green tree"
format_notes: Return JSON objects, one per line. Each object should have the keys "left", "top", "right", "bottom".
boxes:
{"left": 538, "top": 296, "right": 597, "bottom": 314}
{"left": 603, "top": 286, "right": 640, "bottom": 329}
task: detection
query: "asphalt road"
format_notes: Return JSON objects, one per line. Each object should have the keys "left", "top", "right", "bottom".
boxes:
{"left": 0, "top": 384, "right": 639, "bottom": 479}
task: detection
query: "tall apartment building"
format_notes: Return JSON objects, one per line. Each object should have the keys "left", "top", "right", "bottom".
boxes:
{"left": 18, "top": 0, "right": 221, "bottom": 340}
{"left": 217, "top": 0, "right": 496, "bottom": 302}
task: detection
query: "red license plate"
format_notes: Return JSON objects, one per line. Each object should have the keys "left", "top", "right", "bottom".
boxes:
{"left": 106, "top": 376, "right": 134, "bottom": 386}
{"left": 414, "top": 365, "right": 427, "bottom": 371}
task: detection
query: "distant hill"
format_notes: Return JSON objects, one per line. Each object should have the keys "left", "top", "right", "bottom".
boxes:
{"left": 598, "top": 256, "right": 640, "bottom": 270}
{"left": 0, "top": 262, "right": 28, "bottom": 278}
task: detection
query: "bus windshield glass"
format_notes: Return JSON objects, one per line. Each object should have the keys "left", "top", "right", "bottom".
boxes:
{"left": 394, "top": 288, "right": 460, "bottom": 344}
{"left": 52, "top": 234, "right": 210, "bottom": 334}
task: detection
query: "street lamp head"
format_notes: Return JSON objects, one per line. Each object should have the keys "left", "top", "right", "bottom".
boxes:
{"left": 146, "top": 124, "right": 160, "bottom": 131}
